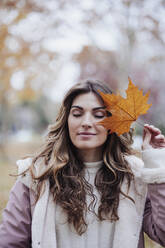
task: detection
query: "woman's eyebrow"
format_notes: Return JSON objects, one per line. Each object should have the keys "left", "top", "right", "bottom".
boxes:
{"left": 93, "top": 107, "right": 106, "bottom": 111}
{"left": 71, "top": 106, "right": 106, "bottom": 110}
{"left": 71, "top": 105, "right": 83, "bottom": 110}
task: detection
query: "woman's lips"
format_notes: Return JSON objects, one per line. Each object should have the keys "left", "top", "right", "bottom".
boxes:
{"left": 78, "top": 132, "right": 96, "bottom": 139}
{"left": 78, "top": 132, "right": 96, "bottom": 135}
{"left": 76, "top": 132, "right": 97, "bottom": 142}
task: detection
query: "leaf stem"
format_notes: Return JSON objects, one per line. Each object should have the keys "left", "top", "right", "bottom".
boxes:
{"left": 136, "top": 120, "right": 152, "bottom": 129}
{"left": 136, "top": 120, "right": 144, "bottom": 127}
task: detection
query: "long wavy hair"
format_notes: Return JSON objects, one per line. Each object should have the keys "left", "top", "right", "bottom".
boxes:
{"left": 30, "top": 79, "right": 135, "bottom": 235}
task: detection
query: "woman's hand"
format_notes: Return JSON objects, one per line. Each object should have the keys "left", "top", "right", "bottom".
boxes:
{"left": 142, "top": 124, "right": 165, "bottom": 150}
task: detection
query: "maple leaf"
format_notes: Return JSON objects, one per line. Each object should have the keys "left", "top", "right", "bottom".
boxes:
{"left": 98, "top": 91, "right": 123, "bottom": 109}
{"left": 98, "top": 77, "right": 152, "bottom": 136}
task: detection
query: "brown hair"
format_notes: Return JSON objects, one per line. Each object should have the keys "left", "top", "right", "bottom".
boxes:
{"left": 30, "top": 79, "right": 135, "bottom": 235}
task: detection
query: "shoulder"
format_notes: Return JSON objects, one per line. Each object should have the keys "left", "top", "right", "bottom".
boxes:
{"left": 16, "top": 157, "right": 34, "bottom": 189}
{"left": 16, "top": 157, "right": 33, "bottom": 174}
{"left": 16, "top": 157, "right": 48, "bottom": 189}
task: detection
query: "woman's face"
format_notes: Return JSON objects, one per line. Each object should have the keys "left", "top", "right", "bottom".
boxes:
{"left": 68, "top": 92, "right": 108, "bottom": 153}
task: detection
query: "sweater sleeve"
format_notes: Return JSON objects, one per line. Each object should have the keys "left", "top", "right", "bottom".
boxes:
{"left": 143, "top": 183, "right": 165, "bottom": 247}
{"left": 141, "top": 148, "right": 165, "bottom": 184}
{"left": 0, "top": 180, "right": 32, "bottom": 248}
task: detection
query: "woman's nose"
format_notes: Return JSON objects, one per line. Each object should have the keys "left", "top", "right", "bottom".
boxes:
{"left": 81, "top": 113, "right": 93, "bottom": 128}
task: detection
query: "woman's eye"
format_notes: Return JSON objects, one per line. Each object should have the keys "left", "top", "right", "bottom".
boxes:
{"left": 94, "top": 113, "right": 105, "bottom": 118}
{"left": 94, "top": 111, "right": 106, "bottom": 118}
{"left": 72, "top": 113, "right": 81, "bottom": 117}
{"left": 95, "top": 115, "right": 104, "bottom": 118}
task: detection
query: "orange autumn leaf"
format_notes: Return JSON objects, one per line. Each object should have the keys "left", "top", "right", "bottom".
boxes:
{"left": 97, "top": 91, "right": 123, "bottom": 109}
{"left": 98, "top": 77, "right": 152, "bottom": 136}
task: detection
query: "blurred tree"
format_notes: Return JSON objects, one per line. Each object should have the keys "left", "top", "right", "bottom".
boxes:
{"left": 74, "top": 45, "right": 119, "bottom": 90}
{"left": 0, "top": 0, "right": 165, "bottom": 161}
{"left": 0, "top": 0, "right": 56, "bottom": 158}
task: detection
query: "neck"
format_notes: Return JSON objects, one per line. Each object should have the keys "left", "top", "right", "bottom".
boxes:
{"left": 77, "top": 147, "right": 103, "bottom": 162}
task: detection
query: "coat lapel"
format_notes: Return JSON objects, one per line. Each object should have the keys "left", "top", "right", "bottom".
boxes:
{"left": 113, "top": 178, "right": 147, "bottom": 248}
{"left": 32, "top": 181, "right": 57, "bottom": 248}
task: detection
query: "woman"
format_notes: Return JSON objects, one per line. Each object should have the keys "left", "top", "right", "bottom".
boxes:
{"left": 0, "top": 79, "right": 165, "bottom": 248}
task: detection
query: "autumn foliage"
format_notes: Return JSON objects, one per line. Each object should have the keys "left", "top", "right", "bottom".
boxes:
{"left": 98, "top": 78, "right": 152, "bottom": 136}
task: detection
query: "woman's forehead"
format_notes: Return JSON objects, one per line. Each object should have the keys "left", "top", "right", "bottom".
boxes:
{"left": 71, "top": 92, "right": 104, "bottom": 108}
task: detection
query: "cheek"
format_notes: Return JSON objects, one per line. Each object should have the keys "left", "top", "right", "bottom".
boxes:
{"left": 98, "top": 125, "right": 108, "bottom": 135}
{"left": 68, "top": 117, "right": 79, "bottom": 137}
{"left": 97, "top": 127, "right": 108, "bottom": 142}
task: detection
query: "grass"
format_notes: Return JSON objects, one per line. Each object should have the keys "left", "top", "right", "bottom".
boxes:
{"left": 0, "top": 141, "right": 163, "bottom": 247}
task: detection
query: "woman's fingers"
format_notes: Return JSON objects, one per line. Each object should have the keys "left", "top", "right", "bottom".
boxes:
{"left": 144, "top": 124, "right": 161, "bottom": 135}
{"left": 142, "top": 124, "right": 165, "bottom": 150}
{"left": 154, "top": 134, "right": 165, "bottom": 141}
{"left": 142, "top": 127, "right": 152, "bottom": 150}
{"left": 153, "top": 135, "right": 165, "bottom": 147}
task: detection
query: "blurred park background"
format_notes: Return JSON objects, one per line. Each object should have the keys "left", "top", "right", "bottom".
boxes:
{"left": 0, "top": 0, "right": 165, "bottom": 247}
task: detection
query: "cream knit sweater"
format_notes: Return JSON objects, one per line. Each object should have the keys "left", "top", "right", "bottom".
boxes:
{"left": 55, "top": 160, "right": 115, "bottom": 248}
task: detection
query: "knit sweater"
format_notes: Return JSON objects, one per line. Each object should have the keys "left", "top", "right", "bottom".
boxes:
{"left": 55, "top": 160, "right": 115, "bottom": 248}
